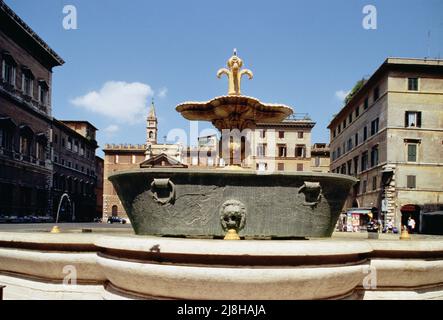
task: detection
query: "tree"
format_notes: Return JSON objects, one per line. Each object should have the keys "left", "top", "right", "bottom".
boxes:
{"left": 345, "top": 78, "right": 367, "bottom": 105}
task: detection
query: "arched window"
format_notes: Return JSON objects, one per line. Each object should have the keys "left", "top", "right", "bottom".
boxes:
{"left": 149, "top": 131, "right": 154, "bottom": 139}
{"left": 111, "top": 205, "right": 118, "bottom": 217}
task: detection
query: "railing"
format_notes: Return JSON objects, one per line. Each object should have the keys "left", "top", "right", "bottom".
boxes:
{"left": 286, "top": 113, "right": 312, "bottom": 121}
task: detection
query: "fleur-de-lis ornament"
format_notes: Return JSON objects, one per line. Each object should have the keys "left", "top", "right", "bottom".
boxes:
{"left": 217, "top": 49, "right": 253, "bottom": 96}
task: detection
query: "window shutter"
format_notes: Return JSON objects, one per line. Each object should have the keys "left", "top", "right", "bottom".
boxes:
{"left": 408, "top": 144, "right": 417, "bottom": 162}
{"left": 405, "top": 112, "right": 409, "bottom": 127}
{"left": 417, "top": 112, "right": 422, "bottom": 128}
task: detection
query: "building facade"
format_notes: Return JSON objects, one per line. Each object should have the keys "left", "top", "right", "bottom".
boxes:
{"left": 95, "top": 156, "right": 104, "bottom": 219}
{"left": 328, "top": 58, "right": 443, "bottom": 232}
{"left": 310, "top": 143, "right": 330, "bottom": 173}
{"left": 0, "top": 2, "right": 64, "bottom": 217}
{"left": 103, "top": 101, "right": 182, "bottom": 219}
{"left": 251, "top": 115, "right": 315, "bottom": 172}
{"left": 51, "top": 120, "right": 99, "bottom": 222}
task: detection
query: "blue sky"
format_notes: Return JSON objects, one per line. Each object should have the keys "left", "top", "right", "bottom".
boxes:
{"left": 7, "top": 0, "right": 443, "bottom": 156}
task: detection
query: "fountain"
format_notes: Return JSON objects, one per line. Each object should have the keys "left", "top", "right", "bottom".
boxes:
{"left": 1, "top": 52, "right": 442, "bottom": 301}
{"left": 50, "top": 192, "right": 73, "bottom": 233}
{"left": 109, "top": 51, "right": 358, "bottom": 239}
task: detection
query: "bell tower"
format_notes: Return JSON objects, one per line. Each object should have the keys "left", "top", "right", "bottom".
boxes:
{"left": 146, "top": 98, "right": 158, "bottom": 145}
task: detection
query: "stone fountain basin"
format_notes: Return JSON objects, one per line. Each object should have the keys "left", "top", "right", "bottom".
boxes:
{"left": 109, "top": 168, "right": 358, "bottom": 238}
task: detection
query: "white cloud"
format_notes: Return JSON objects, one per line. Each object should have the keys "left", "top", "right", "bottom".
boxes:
{"left": 104, "top": 124, "right": 119, "bottom": 135}
{"left": 158, "top": 87, "right": 168, "bottom": 99}
{"left": 71, "top": 81, "right": 153, "bottom": 124}
{"left": 335, "top": 90, "right": 350, "bottom": 101}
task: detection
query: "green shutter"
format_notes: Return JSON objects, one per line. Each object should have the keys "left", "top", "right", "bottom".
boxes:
{"left": 408, "top": 144, "right": 417, "bottom": 162}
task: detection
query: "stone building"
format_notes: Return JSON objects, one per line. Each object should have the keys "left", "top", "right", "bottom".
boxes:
{"left": 103, "top": 101, "right": 182, "bottom": 219}
{"left": 251, "top": 115, "right": 315, "bottom": 172}
{"left": 95, "top": 156, "right": 104, "bottom": 219}
{"left": 310, "top": 143, "right": 330, "bottom": 173}
{"left": 0, "top": 1, "right": 64, "bottom": 217}
{"left": 328, "top": 58, "right": 443, "bottom": 232}
{"left": 51, "top": 120, "right": 99, "bottom": 221}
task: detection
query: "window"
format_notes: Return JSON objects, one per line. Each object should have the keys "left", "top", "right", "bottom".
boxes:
{"left": 372, "top": 176, "right": 377, "bottom": 191}
{"left": 343, "top": 119, "right": 347, "bottom": 129}
{"left": 67, "top": 137, "right": 72, "bottom": 150}
{"left": 20, "top": 136, "right": 31, "bottom": 157}
{"left": 332, "top": 129, "right": 336, "bottom": 138}
{"left": 363, "top": 126, "right": 368, "bottom": 141}
{"left": 347, "top": 160, "right": 352, "bottom": 176}
{"left": 364, "top": 97, "right": 369, "bottom": 110}
{"left": 73, "top": 140, "right": 79, "bottom": 153}
{"left": 332, "top": 151, "right": 336, "bottom": 161}
{"left": 355, "top": 133, "right": 359, "bottom": 147}
{"left": 408, "top": 78, "right": 418, "bottom": 91}
{"left": 278, "top": 144, "right": 287, "bottom": 157}
{"left": 295, "top": 145, "right": 306, "bottom": 158}
{"left": 38, "top": 81, "right": 49, "bottom": 106}
{"left": 315, "top": 157, "right": 320, "bottom": 167}
{"left": 36, "top": 142, "right": 45, "bottom": 161}
{"left": 337, "top": 147, "right": 341, "bottom": 158}
{"left": 80, "top": 143, "right": 85, "bottom": 156}
{"left": 61, "top": 159, "right": 65, "bottom": 166}
{"left": 405, "top": 111, "right": 421, "bottom": 128}
{"left": 277, "top": 163, "right": 284, "bottom": 171}
{"left": 278, "top": 131, "right": 285, "bottom": 139}
{"left": 260, "top": 130, "right": 266, "bottom": 139}
{"left": 257, "top": 144, "right": 266, "bottom": 157}
{"left": 338, "top": 124, "right": 341, "bottom": 134}
{"left": 341, "top": 164, "right": 346, "bottom": 175}
{"left": 371, "top": 118, "right": 379, "bottom": 136}
{"left": 353, "top": 156, "right": 359, "bottom": 175}
{"left": 347, "top": 138, "right": 353, "bottom": 152}
{"left": 54, "top": 155, "right": 58, "bottom": 163}
{"left": 373, "top": 86, "right": 380, "bottom": 102}
{"left": 361, "top": 151, "right": 368, "bottom": 172}
{"left": 362, "top": 180, "right": 367, "bottom": 194}
{"left": 297, "top": 163, "right": 303, "bottom": 172}
{"left": 2, "top": 54, "right": 16, "bottom": 86}
{"left": 61, "top": 138, "right": 65, "bottom": 148}
{"left": 0, "top": 127, "right": 13, "bottom": 151}
{"left": 348, "top": 113, "right": 352, "bottom": 124}
{"left": 298, "top": 131, "right": 304, "bottom": 139}
{"left": 21, "top": 68, "right": 34, "bottom": 97}
{"left": 256, "top": 162, "right": 268, "bottom": 171}
{"left": 407, "top": 175, "right": 416, "bottom": 189}
{"left": 407, "top": 144, "right": 417, "bottom": 162}
{"left": 355, "top": 106, "right": 360, "bottom": 117}
{"left": 370, "top": 145, "right": 379, "bottom": 167}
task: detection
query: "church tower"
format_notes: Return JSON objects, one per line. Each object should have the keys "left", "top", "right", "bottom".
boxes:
{"left": 146, "top": 99, "right": 158, "bottom": 145}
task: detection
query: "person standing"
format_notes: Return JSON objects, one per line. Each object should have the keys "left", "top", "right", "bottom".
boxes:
{"left": 408, "top": 217, "right": 416, "bottom": 234}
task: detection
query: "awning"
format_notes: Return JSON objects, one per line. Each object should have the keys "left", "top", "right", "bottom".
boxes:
{"left": 401, "top": 204, "right": 420, "bottom": 212}
{"left": 346, "top": 208, "right": 372, "bottom": 215}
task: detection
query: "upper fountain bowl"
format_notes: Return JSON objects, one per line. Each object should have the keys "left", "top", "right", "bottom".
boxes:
{"left": 176, "top": 95, "right": 294, "bottom": 131}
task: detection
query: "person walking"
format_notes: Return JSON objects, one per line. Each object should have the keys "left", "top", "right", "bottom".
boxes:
{"left": 408, "top": 217, "right": 416, "bottom": 234}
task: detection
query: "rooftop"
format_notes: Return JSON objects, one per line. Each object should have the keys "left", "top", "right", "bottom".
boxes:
{"left": 328, "top": 57, "right": 443, "bottom": 129}
{"left": 0, "top": 1, "right": 64, "bottom": 68}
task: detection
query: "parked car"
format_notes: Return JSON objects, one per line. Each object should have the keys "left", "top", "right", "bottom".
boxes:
{"left": 93, "top": 217, "right": 103, "bottom": 223}
{"left": 107, "top": 216, "right": 127, "bottom": 224}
